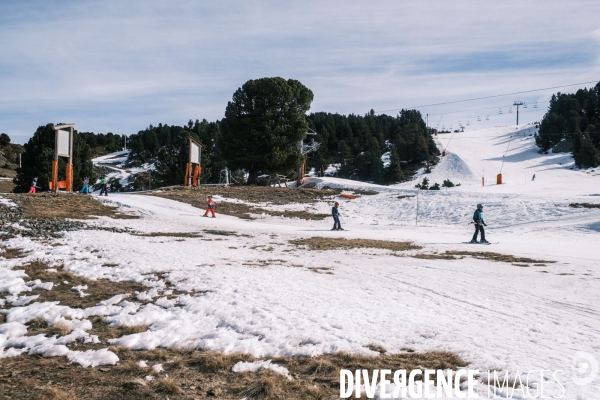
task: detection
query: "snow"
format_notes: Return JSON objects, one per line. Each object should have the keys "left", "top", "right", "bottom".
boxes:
{"left": 1, "top": 124, "right": 600, "bottom": 397}
{"left": 152, "top": 363, "right": 163, "bottom": 373}
{"left": 232, "top": 360, "right": 291, "bottom": 378}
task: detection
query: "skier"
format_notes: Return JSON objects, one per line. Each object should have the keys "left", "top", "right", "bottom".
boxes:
{"left": 203, "top": 195, "right": 216, "bottom": 218}
{"left": 532, "top": 174, "right": 536, "bottom": 181}
{"left": 28, "top": 177, "right": 40, "bottom": 193}
{"left": 80, "top": 177, "right": 90, "bottom": 194}
{"left": 98, "top": 177, "right": 109, "bottom": 196}
{"left": 470, "top": 203, "right": 488, "bottom": 243}
{"left": 332, "top": 201, "right": 343, "bottom": 231}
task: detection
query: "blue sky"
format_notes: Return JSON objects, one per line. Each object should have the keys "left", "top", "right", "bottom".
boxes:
{"left": 1, "top": 0, "right": 599, "bottom": 143}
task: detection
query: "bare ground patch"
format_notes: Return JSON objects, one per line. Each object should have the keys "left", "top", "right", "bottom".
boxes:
{"left": 151, "top": 186, "right": 336, "bottom": 221}
{"left": 411, "top": 250, "right": 554, "bottom": 265}
{"left": 16, "top": 260, "right": 148, "bottom": 309}
{"left": 0, "top": 179, "right": 15, "bottom": 193}
{"left": 0, "top": 247, "right": 27, "bottom": 259}
{"left": 290, "top": 237, "right": 421, "bottom": 252}
{"left": 4, "top": 193, "right": 139, "bottom": 219}
{"left": 569, "top": 203, "right": 600, "bottom": 209}
{"left": 0, "top": 348, "right": 467, "bottom": 399}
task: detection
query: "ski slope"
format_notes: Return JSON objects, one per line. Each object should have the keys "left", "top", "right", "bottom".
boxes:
{"left": 423, "top": 124, "right": 599, "bottom": 195}
{"left": 1, "top": 125, "right": 600, "bottom": 398}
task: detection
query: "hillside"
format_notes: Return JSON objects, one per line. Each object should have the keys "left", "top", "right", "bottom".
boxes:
{"left": 1, "top": 124, "right": 599, "bottom": 398}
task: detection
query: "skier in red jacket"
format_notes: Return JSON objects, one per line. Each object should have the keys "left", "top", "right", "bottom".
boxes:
{"left": 203, "top": 195, "right": 216, "bottom": 218}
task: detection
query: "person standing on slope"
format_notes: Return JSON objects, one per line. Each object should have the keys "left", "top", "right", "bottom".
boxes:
{"left": 80, "top": 177, "right": 90, "bottom": 194}
{"left": 470, "top": 203, "right": 488, "bottom": 243}
{"left": 332, "top": 201, "right": 343, "bottom": 231}
{"left": 98, "top": 177, "right": 109, "bottom": 196}
{"left": 28, "top": 177, "right": 40, "bottom": 193}
{"left": 203, "top": 195, "right": 216, "bottom": 218}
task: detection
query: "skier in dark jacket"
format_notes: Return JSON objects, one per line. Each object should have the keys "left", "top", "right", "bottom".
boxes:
{"left": 470, "top": 203, "right": 488, "bottom": 243}
{"left": 332, "top": 202, "right": 343, "bottom": 231}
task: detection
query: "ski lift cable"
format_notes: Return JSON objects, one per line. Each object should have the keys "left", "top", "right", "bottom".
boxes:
{"left": 375, "top": 80, "right": 599, "bottom": 113}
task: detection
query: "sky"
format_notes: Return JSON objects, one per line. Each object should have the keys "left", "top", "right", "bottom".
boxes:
{"left": 1, "top": 0, "right": 599, "bottom": 143}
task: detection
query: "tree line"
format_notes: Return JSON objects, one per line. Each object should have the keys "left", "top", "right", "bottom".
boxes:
{"left": 13, "top": 77, "right": 439, "bottom": 192}
{"left": 536, "top": 81, "right": 600, "bottom": 168}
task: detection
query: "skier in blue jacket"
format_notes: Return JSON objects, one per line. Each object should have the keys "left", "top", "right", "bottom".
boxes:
{"left": 331, "top": 202, "right": 343, "bottom": 231}
{"left": 470, "top": 203, "right": 489, "bottom": 243}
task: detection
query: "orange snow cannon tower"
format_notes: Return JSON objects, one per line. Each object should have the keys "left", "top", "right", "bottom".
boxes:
{"left": 49, "top": 124, "right": 75, "bottom": 192}
{"left": 184, "top": 137, "right": 203, "bottom": 186}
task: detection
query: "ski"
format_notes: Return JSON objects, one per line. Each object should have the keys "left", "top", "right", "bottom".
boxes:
{"left": 462, "top": 242, "right": 498, "bottom": 245}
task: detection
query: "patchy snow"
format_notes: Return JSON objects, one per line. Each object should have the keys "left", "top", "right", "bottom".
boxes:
{"left": 1, "top": 124, "right": 600, "bottom": 398}
{"left": 232, "top": 360, "right": 291, "bottom": 378}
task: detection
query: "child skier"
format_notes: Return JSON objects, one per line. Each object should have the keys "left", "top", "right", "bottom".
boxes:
{"left": 203, "top": 195, "right": 216, "bottom": 218}
{"left": 470, "top": 203, "right": 488, "bottom": 243}
{"left": 80, "top": 177, "right": 90, "bottom": 194}
{"left": 332, "top": 201, "right": 343, "bottom": 231}
{"left": 98, "top": 177, "right": 109, "bottom": 196}
{"left": 28, "top": 177, "right": 39, "bottom": 193}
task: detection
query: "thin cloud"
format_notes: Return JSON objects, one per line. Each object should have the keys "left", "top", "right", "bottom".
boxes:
{"left": 1, "top": 0, "right": 599, "bottom": 142}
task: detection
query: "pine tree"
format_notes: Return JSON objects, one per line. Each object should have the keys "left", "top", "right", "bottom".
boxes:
{"left": 385, "top": 146, "right": 404, "bottom": 183}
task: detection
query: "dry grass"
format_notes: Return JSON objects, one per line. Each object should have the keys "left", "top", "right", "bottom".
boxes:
{"left": 0, "top": 247, "right": 27, "bottom": 259}
{"left": 0, "top": 179, "right": 15, "bottom": 193}
{"left": 34, "top": 386, "right": 72, "bottom": 400}
{"left": 18, "top": 260, "right": 148, "bottom": 309}
{"left": 151, "top": 186, "right": 336, "bottom": 221}
{"left": 411, "top": 250, "right": 553, "bottom": 265}
{"left": 25, "top": 319, "right": 70, "bottom": 337}
{"left": 445, "top": 251, "right": 552, "bottom": 264}
{"left": 155, "top": 378, "right": 182, "bottom": 395}
{"left": 290, "top": 237, "right": 421, "bottom": 252}
{"left": 365, "top": 344, "right": 387, "bottom": 354}
{"left": 5, "top": 193, "right": 139, "bottom": 219}
{"left": 412, "top": 252, "right": 462, "bottom": 260}
{"left": 0, "top": 347, "right": 467, "bottom": 399}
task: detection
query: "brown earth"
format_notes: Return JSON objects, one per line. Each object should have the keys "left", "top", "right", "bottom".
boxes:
{"left": 0, "top": 179, "right": 14, "bottom": 193}
{"left": 4, "top": 193, "right": 139, "bottom": 219}
{"left": 0, "top": 348, "right": 467, "bottom": 400}
{"left": 12, "top": 260, "right": 148, "bottom": 309}
{"left": 151, "top": 186, "right": 340, "bottom": 221}
{"left": 290, "top": 237, "right": 422, "bottom": 252}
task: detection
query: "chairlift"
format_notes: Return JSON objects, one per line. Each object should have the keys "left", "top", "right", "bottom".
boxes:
{"left": 523, "top": 102, "right": 528, "bottom": 109}
{"left": 467, "top": 121, "right": 470, "bottom": 126}
{"left": 533, "top": 102, "right": 538, "bottom": 109}
{"left": 486, "top": 115, "right": 489, "bottom": 120}
{"left": 509, "top": 107, "right": 512, "bottom": 113}
{"left": 477, "top": 116, "right": 481, "bottom": 121}
{"left": 499, "top": 108, "right": 503, "bottom": 115}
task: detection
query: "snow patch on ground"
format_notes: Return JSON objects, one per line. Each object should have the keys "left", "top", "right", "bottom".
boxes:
{"left": 232, "top": 360, "right": 291, "bottom": 378}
